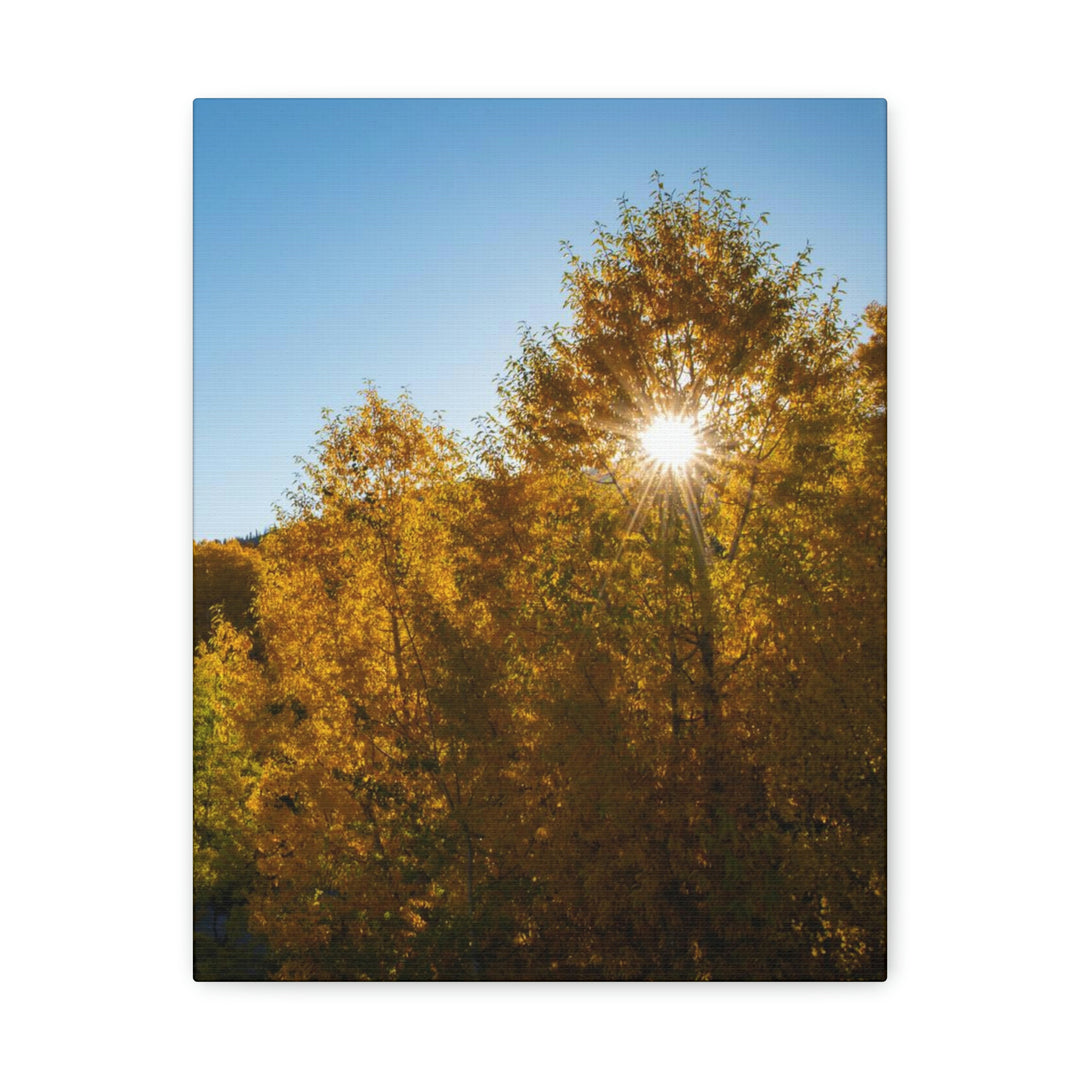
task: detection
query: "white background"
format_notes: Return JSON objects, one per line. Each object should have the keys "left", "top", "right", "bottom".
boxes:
{"left": 3, "top": 2, "right": 1075, "bottom": 1076}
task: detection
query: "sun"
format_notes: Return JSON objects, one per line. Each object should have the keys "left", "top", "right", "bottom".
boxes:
{"left": 640, "top": 414, "right": 700, "bottom": 471}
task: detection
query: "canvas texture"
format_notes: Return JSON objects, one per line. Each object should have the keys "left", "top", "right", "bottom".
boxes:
{"left": 194, "top": 99, "right": 886, "bottom": 980}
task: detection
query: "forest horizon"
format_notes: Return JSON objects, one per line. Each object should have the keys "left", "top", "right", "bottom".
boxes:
{"left": 195, "top": 167, "right": 886, "bottom": 980}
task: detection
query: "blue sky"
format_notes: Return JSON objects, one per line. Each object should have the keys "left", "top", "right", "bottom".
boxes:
{"left": 194, "top": 98, "right": 885, "bottom": 541}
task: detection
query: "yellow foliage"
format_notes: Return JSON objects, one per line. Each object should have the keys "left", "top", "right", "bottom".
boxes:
{"left": 195, "top": 179, "right": 885, "bottom": 981}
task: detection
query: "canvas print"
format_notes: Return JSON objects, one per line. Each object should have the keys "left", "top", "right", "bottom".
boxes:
{"left": 194, "top": 99, "right": 886, "bottom": 980}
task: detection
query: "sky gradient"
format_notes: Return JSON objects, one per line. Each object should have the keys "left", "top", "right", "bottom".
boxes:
{"left": 194, "top": 99, "right": 885, "bottom": 541}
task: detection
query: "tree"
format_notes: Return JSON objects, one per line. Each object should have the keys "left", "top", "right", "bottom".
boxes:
{"left": 497, "top": 174, "right": 885, "bottom": 976}
{"left": 217, "top": 390, "right": 546, "bottom": 977}
{"left": 193, "top": 539, "right": 260, "bottom": 650}
{"left": 193, "top": 621, "right": 269, "bottom": 978}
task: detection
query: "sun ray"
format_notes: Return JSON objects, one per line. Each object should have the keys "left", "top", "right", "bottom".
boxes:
{"left": 587, "top": 402, "right": 716, "bottom": 610}
{"left": 675, "top": 469, "right": 706, "bottom": 552}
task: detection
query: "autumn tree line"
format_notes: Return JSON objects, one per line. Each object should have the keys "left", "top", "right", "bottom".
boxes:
{"left": 194, "top": 177, "right": 886, "bottom": 980}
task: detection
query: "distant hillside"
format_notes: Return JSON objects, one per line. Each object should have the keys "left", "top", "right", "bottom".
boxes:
{"left": 200, "top": 526, "right": 275, "bottom": 548}
{"left": 233, "top": 527, "right": 274, "bottom": 549}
